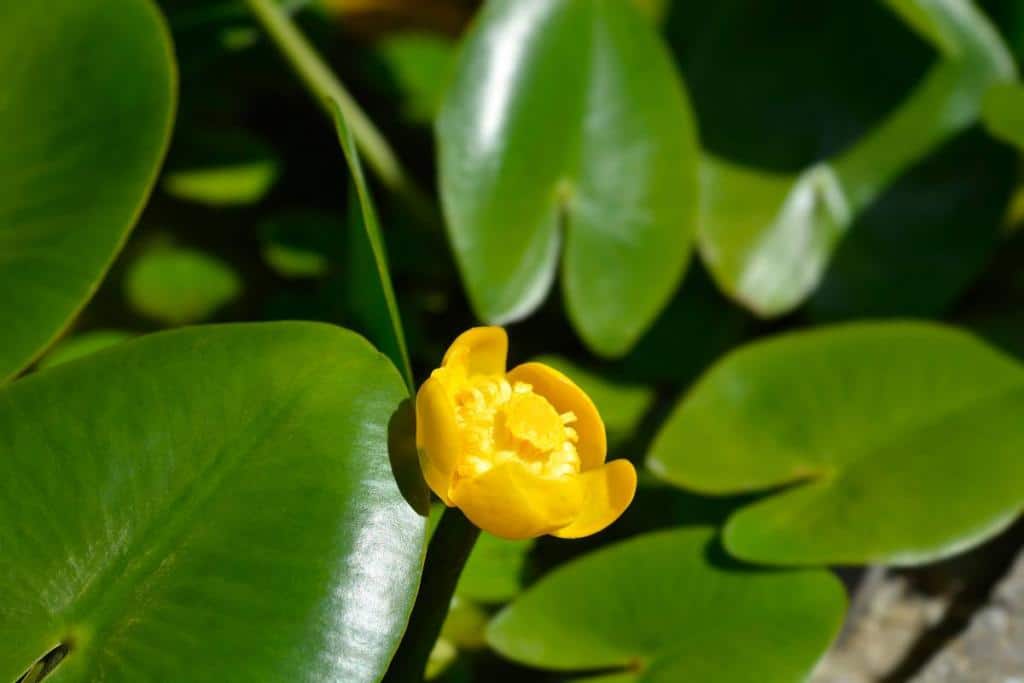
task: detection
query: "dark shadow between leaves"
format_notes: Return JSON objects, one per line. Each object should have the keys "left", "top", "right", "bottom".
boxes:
{"left": 388, "top": 397, "right": 431, "bottom": 517}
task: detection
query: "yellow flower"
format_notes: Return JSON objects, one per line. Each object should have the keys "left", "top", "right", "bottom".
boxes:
{"left": 416, "top": 327, "right": 637, "bottom": 540}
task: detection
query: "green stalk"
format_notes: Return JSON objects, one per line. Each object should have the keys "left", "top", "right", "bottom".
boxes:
{"left": 385, "top": 508, "right": 481, "bottom": 682}
{"left": 244, "top": 0, "right": 431, "bottom": 214}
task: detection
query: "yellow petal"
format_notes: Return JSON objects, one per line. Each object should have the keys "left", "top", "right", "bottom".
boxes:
{"left": 552, "top": 459, "right": 637, "bottom": 539}
{"left": 507, "top": 362, "right": 606, "bottom": 470}
{"left": 416, "top": 375, "right": 460, "bottom": 505}
{"left": 442, "top": 326, "right": 508, "bottom": 377}
{"left": 450, "top": 462, "right": 583, "bottom": 540}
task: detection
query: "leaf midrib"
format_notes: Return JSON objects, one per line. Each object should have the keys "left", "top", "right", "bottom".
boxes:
{"left": 66, "top": 356, "right": 355, "bottom": 672}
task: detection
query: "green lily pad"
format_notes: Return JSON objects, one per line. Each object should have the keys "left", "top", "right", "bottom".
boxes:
{"left": 37, "top": 330, "right": 135, "bottom": 370}
{"left": 0, "top": 0, "right": 176, "bottom": 382}
{"left": 488, "top": 528, "right": 845, "bottom": 682}
{"left": 125, "top": 244, "right": 242, "bottom": 326}
{"left": 691, "top": 0, "right": 1015, "bottom": 316}
{"left": 648, "top": 322, "right": 1024, "bottom": 566}
{"left": 0, "top": 323, "right": 426, "bottom": 681}
{"left": 437, "top": 0, "right": 700, "bottom": 357}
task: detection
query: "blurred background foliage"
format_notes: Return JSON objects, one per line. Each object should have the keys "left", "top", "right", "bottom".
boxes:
{"left": 26, "top": 0, "right": 1024, "bottom": 679}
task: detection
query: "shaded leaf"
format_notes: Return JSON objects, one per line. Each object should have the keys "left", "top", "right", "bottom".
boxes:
{"left": 0, "top": 0, "right": 176, "bottom": 381}
{"left": 809, "top": 129, "right": 1015, "bottom": 320}
{"left": 982, "top": 81, "right": 1024, "bottom": 148}
{"left": 692, "top": 0, "right": 1015, "bottom": 316}
{"left": 648, "top": 322, "right": 1024, "bottom": 565}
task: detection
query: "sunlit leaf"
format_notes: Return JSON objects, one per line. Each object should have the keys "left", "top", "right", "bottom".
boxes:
{"left": 437, "top": 0, "right": 700, "bottom": 357}
{"left": 648, "top": 322, "right": 1024, "bottom": 565}
{"left": 0, "top": 323, "right": 426, "bottom": 681}
{"left": 488, "top": 528, "right": 845, "bottom": 682}
{"left": 0, "top": 0, "right": 176, "bottom": 381}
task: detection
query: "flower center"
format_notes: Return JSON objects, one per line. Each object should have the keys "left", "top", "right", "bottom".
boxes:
{"left": 448, "top": 375, "right": 581, "bottom": 481}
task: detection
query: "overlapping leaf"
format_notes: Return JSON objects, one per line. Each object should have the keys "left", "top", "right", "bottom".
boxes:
{"left": 488, "top": 528, "right": 845, "bottom": 682}
{"left": 648, "top": 322, "right": 1024, "bottom": 565}
{"left": 0, "top": 323, "right": 426, "bottom": 682}
{"left": 693, "top": 0, "right": 1015, "bottom": 316}
{"left": 437, "top": 0, "right": 700, "bottom": 357}
{"left": 0, "top": 0, "right": 176, "bottom": 381}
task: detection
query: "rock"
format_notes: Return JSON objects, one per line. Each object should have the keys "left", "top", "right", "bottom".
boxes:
{"left": 911, "top": 551, "right": 1024, "bottom": 683}
{"left": 812, "top": 568, "right": 950, "bottom": 683}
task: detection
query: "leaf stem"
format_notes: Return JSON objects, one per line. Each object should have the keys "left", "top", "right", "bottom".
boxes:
{"left": 385, "top": 508, "right": 480, "bottom": 682}
{"left": 244, "top": 0, "right": 431, "bottom": 214}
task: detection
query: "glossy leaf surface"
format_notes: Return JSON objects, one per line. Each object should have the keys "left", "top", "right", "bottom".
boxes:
{"left": 0, "top": 323, "right": 426, "bottom": 682}
{"left": 488, "top": 528, "right": 845, "bottom": 682}
{"left": 649, "top": 322, "right": 1024, "bottom": 565}
{"left": 437, "top": 0, "right": 700, "bottom": 357}
{"left": 0, "top": 0, "right": 176, "bottom": 381}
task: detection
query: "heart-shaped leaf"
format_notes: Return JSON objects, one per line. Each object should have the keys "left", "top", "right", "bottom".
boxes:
{"left": 437, "top": 0, "right": 700, "bottom": 357}
{"left": 695, "top": 0, "right": 1015, "bottom": 316}
{"left": 0, "top": 323, "right": 426, "bottom": 681}
{"left": 0, "top": 0, "right": 176, "bottom": 381}
{"left": 488, "top": 528, "right": 845, "bottom": 682}
{"left": 648, "top": 322, "right": 1024, "bottom": 566}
